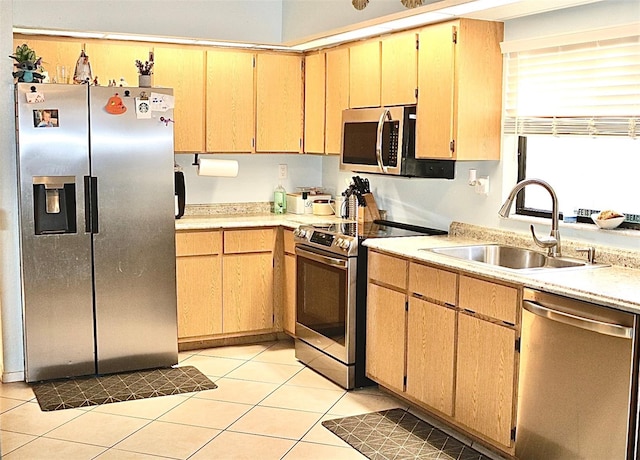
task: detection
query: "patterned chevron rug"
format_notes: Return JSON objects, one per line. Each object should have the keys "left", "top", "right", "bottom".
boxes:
{"left": 323, "top": 408, "right": 488, "bottom": 460}
{"left": 31, "top": 366, "right": 217, "bottom": 411}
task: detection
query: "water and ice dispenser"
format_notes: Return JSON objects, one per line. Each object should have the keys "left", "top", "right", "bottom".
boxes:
{"left": 32, "top": 176, "right": 77, "bottom": 234}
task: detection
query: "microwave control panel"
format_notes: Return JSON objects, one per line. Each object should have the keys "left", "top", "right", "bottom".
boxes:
{"left": 388, "top": 121, "right": 399, "bottom": 167}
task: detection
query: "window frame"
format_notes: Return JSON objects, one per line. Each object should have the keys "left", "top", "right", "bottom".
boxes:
{"left": 515, "top": 135, "right": 556, "bottom": 220}
{"left": 515, "top": 135, "right": 638, "bottom": 229}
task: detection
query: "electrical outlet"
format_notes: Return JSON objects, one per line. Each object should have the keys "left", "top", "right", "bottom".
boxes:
{"left": 278, "top": 164, "right": 288, "bottom": 180}
{"left": 476, "top": 176, "right": 490, "bottom": 195}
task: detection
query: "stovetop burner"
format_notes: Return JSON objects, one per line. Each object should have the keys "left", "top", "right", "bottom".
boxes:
{"left": 294, "top": 220, "right": 447, "bottom": 257}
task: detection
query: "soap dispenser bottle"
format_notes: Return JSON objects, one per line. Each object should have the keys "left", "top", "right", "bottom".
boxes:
{"left": 274, "top": 183, "right": 287, "bottom": 214}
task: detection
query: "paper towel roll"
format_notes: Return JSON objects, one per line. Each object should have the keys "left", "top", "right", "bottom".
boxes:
{"left": 197, "top": 159, "right": 239, "bottom": 177}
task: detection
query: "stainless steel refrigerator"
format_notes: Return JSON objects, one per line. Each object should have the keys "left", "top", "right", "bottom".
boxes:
{"left": 15, "top": 83, "right": 178, "bottom": 382}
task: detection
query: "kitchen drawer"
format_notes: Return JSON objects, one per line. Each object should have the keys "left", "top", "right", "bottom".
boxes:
{"left": 458, "top": 275, "right": 519, "bottom": 325}
{"left": 176, "top": 230, "right": 222, "bottom": 257}
{"left": 224, "top": 228, "right": 275, "bottom": 254}
{"left": 368, "top": 250, "right": 408, "bottom": 290}
{"left": 284, "top": 228, "right": 295, "bottom": 255}
{"left": 408, "top": 262, "right": 456, "bottom": 306}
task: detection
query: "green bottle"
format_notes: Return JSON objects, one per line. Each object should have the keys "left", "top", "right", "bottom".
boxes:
{"left": 274, "top": 184, "right": 287, "bottom": 214}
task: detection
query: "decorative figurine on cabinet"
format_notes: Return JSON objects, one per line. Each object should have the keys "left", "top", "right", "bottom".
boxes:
{"left": 73, "top": 50, "right": 93, "bottom": 84}
{"left": 10, "top": 44, "right": 45, "bottom": 83}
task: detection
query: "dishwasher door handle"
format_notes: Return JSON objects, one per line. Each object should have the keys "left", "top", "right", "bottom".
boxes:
{"left": 523, "top": 300, "right": 633, "bottom": 339}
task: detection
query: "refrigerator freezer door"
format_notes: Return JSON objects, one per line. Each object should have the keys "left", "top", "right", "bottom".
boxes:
{"left": 89, "top": 87, "right": 178, "bottom": 374}
{"left": 17, "top": 83, "right": 95, "bottom": 381}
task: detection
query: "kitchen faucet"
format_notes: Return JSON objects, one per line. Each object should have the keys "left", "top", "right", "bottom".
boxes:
{"left": 498, "top": 179, "right": 561, "bottom": 257}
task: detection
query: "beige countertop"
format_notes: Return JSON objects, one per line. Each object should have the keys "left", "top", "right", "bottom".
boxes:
{"left": 363, "top": 235, "right": 640, "bottom": 315}
{"left": 175, "top": 213, "right": 349, "bottom": 231}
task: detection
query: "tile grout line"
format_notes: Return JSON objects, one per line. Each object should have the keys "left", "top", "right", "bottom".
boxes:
{"left": 186, "top": 340, "right": 308, "bottom": 459}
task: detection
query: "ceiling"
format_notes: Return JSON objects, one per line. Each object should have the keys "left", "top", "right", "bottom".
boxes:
{"left": 13, "top": 0, "right": 607, "bottom": 51}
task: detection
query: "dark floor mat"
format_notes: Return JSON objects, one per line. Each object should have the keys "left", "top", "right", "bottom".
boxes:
{"left": 323, "top": 408, "right": 488, "bottom": 460}
{"left": 31, "top": 366, "right": 217, "bottom": 411}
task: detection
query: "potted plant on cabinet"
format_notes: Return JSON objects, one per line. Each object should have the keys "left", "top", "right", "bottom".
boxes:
{"left": 135, "top": 59, "right": 153, "bottom": 87}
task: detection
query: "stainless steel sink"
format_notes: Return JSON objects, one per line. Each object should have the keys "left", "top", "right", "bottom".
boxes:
{"left": 426, "top": 244, "right": 605, "bottom": 271}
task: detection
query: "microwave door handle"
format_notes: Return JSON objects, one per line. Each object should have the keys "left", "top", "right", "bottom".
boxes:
{"left": 376, "top": 109, "right": 391, "bottom": 174}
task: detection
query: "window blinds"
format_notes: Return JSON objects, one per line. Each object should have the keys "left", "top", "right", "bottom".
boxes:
{"left": 503, "top": 34, "right": 640, "bottom": 137}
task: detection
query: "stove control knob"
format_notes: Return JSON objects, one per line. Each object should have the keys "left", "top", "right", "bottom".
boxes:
{"left": 338, "top": 239, "right": 351, "bottom": 250}
{"left": 294, "top": 228, "right": 306, "bottom": 238}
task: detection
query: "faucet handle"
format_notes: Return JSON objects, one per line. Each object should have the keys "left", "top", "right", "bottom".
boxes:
{"left": 576, "top": 246, "right": 596, "bottom": 264}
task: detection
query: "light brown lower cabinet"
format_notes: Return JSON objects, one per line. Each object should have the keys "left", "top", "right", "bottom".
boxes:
{"left": 366, "top": 283, "right": 406, "bottom": 393}
{"left": 366, "top": 249, "right": 520, "bottom": 455}
{"left": 406, "top": 297, "right": 455, "bottom": 416}
{"left": 455, "top": 313, "right": 517, "bottom": 447}
{"left": 283, "top": 228, "right": 296, "bottom": 336}
{"left": 222, "top": 228, "right": 275, "bottom": 334}
{"left": 222, "top": 253, "right": 274, "bottom": 333}
{"left": 175, "top": 228, "right": 276, "bottom": 341}
{"left": 175, "top": 230, "right": 222, "bottom": 339}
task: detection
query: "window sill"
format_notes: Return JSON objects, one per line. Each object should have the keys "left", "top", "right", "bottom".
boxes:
{"left": 510, "top": 214, "right": 640, "bottom": 239}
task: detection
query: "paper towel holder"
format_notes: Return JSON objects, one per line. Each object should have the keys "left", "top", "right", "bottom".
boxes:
{"left": 193, "top": 155, "right": 240, "bottom": 178}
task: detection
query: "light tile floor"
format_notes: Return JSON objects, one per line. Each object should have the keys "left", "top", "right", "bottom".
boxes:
{"left": 0, "top": 339, "right": 410, "bottom": 459}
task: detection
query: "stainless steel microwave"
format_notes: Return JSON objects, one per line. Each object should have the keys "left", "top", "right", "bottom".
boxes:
{"left": 340, "top": 105, "right": 454, "bottom": 179}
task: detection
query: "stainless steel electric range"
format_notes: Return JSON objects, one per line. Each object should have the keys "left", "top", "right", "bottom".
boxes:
{"left": 293, "top": 220, "right": 447, "bottom": 389}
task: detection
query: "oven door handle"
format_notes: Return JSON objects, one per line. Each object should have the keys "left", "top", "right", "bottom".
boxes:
{"left": 295, "top": 246, "right": 348, "bottom": 269}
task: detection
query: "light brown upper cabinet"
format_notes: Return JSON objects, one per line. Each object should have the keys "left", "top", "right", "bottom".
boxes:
{"left": 13, "top": 36, "right": 83, "bottom": 83}
{"left": 304, "top": 52, "right": 326, "bottom": 154}
{"left": 325, "top": 47, "right": 350, "bottom": 155}
{"left": 84, "top": 42, "right": 152, "bottom": 88}
{"left": 381, "top": 32, "right": 418, "bottom": 106}
{"left": 349, "top": 40, "right": 381, "bottom": 109}
{"left": 206, "top": 49, "right": 255, "bottom": 153}
{"left": 154, "top": 46, "right": 206, "bottom": 153}
{"left": 256, "top": 53, "right": 304, "bottom": 153}
{"left": 416, "top": 19, "right": 503, "bottom": 160}
{"left": 347, "top": 32, "right": 417, "bottom": 110}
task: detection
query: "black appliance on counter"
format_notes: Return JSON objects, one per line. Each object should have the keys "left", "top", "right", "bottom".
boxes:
{"left": 175, "top": 170, "right": 185, "bottom": 219}
{"left": 293, "top": 219, "right": 448, "bottom": 389}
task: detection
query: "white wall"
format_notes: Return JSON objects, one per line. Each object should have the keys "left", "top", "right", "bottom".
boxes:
{"left": 13, "top": 0, "right": 284, "bottom": 43}
{"left": 1, "top": 0, "right": 24, "bottom": 382}
{"left": 175, "top": 154, "right": 323, "bottom": 204}
{"left": 323, "top": 156, "right": 505, "bottom": 232}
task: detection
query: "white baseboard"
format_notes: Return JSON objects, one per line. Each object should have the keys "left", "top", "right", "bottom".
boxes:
{"left": 2, "top": 370, "right": 25, "bottom": 383}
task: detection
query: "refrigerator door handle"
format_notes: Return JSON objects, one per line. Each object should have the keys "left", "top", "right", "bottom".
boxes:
{"left": 84, "top": 176, "right": 99, "bottom": 234}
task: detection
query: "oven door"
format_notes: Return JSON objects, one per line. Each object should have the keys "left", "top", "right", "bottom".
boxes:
{"left": 295, "top": 245, "right": 357, "bottom": 364}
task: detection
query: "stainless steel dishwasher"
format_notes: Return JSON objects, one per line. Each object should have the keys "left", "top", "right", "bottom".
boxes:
{"left": 516, "top": 288, "right": 639, "bottom": 459}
